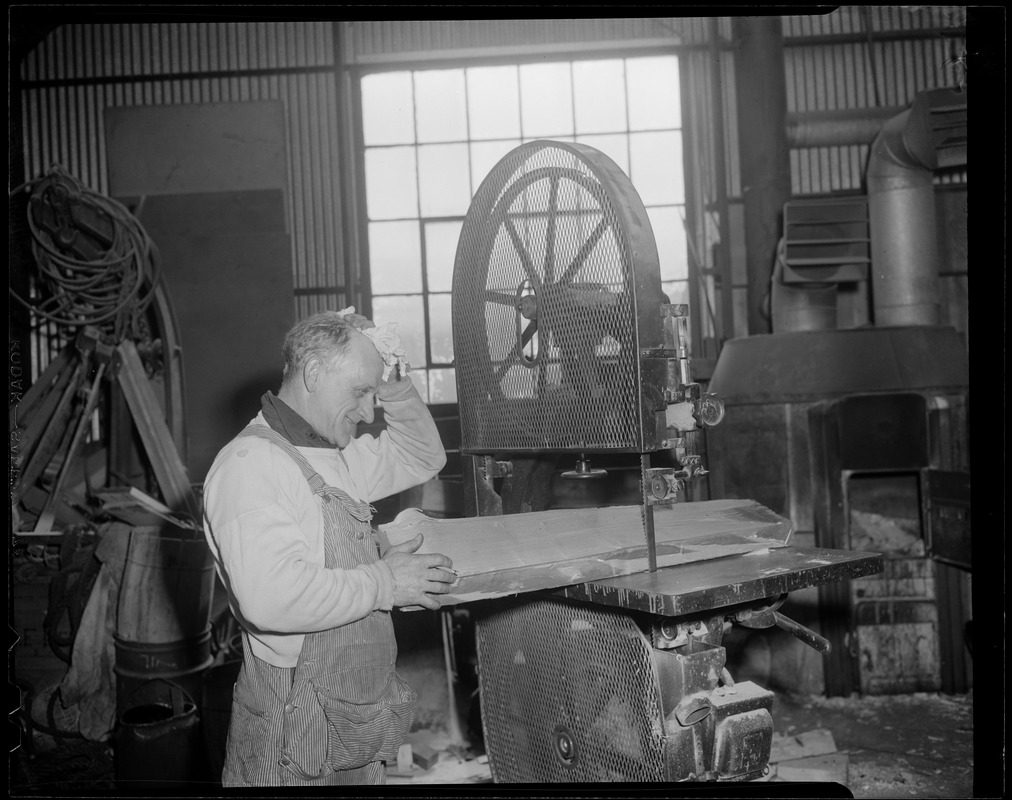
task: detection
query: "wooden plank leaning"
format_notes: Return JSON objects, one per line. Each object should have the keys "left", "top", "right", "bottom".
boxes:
{"left": 14, "top": 359, "right": 84, "bottom": 500}
{"left": 10, "top": 344, "right": 74, "bottom": 434}
{"left": 33, "top": 361, "right": 109, "bottom": 534}
{"left": 115, "top": 339, "right": 199, "bottom": 521}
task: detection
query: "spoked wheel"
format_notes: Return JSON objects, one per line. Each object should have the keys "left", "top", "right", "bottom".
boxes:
{"left": 453, "top": 140, "right": 665, "bottom": 453}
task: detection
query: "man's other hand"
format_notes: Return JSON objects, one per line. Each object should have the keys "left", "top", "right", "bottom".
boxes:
{"left": 382, "top": 533, "right": 455, "bottom": 610}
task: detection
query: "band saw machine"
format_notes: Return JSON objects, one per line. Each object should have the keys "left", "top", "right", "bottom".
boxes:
{"left": 449, "top": 140, "right": 881, "bottom": 783}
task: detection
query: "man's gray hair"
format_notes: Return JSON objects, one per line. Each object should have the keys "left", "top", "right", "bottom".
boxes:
{"left": 281, "top": 311, "right": 356, "bottom": 384}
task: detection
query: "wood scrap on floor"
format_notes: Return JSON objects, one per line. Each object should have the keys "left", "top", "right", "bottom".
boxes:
{"left": 769, "top": 728, "right": 838, "bottom": 763}
{"left": 411, "top": 742, "right": 439, "bottom": 771}
{"left": 379, "top": 499, "right": 792, "bottom": 605}
{"left": 386, "top": 753, "right": 491, "bottom": 785}
{"left": 767, "top": 728, "right": 848, "bottom": 784}
{"left": 776, "top": 753, "right": 850, "bottom": 783}
{"left": 385, "top": 729, "right": 491, "bottom": 784}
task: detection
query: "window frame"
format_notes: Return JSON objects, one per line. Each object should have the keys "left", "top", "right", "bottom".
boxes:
{"left": 349, "top": 44, "right": 705, "bottom": 404}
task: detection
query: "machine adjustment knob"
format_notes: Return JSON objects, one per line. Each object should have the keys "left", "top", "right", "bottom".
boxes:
{"left": 695, "top": 393, "right": 726, "bottom": 427}
{"left": 649, "top": 474, "right": 669, "bottom": 500}
{"left": 645, "top": 469, "right": 682, "bottom": 501}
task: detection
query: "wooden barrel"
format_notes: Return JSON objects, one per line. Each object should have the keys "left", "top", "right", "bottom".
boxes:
{"left": 116, "top": 526, "right": 215, "bottom": 642}
{"left": 115, "top": 527, "right": 215, "bottom": 687}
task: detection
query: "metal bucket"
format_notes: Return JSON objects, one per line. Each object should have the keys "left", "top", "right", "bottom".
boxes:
{"left": 115, "top": 679, "right": 202, "bottom": 790}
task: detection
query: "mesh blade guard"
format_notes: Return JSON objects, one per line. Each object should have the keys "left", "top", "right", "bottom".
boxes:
{"left": 476, "top": 598, "right": 668, "bottom": 782}
{"left": 452, "top": 140, "right": 668, "bottom": 453}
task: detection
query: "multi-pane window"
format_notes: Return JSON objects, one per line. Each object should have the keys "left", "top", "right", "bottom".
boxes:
{"left": 360, "top": 54, "right": 686, "bottom": 403}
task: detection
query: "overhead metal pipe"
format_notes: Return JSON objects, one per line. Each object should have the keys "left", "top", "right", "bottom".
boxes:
{"left": 866, "top": 88, "right": 967, "bottom": 327}
{"left": 786, "top": 107, "right": 905, "bottom": 148}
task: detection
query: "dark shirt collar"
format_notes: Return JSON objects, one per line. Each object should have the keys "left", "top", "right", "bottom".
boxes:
{"left": 260, "top": 391, "right": 335, "bottom": 449}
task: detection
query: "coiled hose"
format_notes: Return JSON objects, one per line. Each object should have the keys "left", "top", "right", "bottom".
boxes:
{"left": 11, "top": 164, "right": 162, "bottom": 339}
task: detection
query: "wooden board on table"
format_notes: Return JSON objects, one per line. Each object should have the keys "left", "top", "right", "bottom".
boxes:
{"left": 379, "top": 499, "right": 793, "bottom": 605}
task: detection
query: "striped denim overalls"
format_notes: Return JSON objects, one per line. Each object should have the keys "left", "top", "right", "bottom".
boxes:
{"left": 222, "top": 426, "right": 417, "bottom": 787}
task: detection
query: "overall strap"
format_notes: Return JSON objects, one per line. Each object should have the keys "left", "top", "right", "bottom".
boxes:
{"left": 236, "top": 426, "right": 374, "bottom": 522}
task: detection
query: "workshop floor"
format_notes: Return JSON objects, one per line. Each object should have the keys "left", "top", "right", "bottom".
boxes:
{"left": 10, "top": 691, "right": 981, "bottom": 796}
{"left": 769, "top": 690, "right": 976, "bottom": 798}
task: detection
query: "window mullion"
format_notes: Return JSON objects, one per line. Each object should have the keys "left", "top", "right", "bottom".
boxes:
{"left": 419, "top": 220, "right": 432, "bottom": 380}
{"left": 622, "top": 57, "right": 632, "bottom": 171}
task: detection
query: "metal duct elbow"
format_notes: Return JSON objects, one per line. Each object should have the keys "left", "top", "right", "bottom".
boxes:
{"left": 866, "top": 88, "right": 967, "bottom": 327}
{"left": 769, "top": 239, "right": 838, "bottom": 333}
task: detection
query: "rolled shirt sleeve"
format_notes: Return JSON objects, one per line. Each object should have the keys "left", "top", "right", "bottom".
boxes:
{"left": 342, "top": 377, "right": 447, "bottom": 503}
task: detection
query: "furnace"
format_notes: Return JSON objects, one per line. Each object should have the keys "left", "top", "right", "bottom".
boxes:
{"left": 708, "top": 87, "right": 971, "bottom": 699}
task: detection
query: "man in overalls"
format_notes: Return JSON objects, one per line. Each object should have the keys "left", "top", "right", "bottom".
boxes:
{"left": 203, "top": 309, "right": 455, "bottom": 786}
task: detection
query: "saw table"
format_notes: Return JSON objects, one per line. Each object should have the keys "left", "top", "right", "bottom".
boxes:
{"left": 561, "top": 545, "right": 879, "bottom": 618}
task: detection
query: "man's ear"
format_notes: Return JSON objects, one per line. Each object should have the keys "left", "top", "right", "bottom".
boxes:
{"left": 303, "top": 357, "right": 322, "bottom": 392}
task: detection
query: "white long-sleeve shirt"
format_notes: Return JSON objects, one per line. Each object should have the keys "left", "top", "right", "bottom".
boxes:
{"left": 202, "top": 379, "right": 446, "bottom": 667}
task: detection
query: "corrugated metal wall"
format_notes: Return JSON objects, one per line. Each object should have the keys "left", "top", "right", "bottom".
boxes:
{"left": 16, "top": 18, "right": 709, "bottom": 323}
{"left": 16, "top": 12, "right": 967, "bottom": 351}
{"left": 17, "top": 22, "right": 345, "bottom": 322}
{"left": 713, "top": 8, "right": 968, "bottom": 340}
{"left": 662, "top": 8, "right": 968, "bottom": 212}
{"left": 780, "top": 6, "right": 967, "bottom": 196}
{"left": 18, "top": 22, "right": 335, "bottom": 80}
{"left": 342, "top": 18, "right": 709, "bottom": 62}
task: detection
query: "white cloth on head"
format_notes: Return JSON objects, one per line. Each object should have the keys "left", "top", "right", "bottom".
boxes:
{"left": 336, "top": 306, "right": 409, "bottom": 381}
